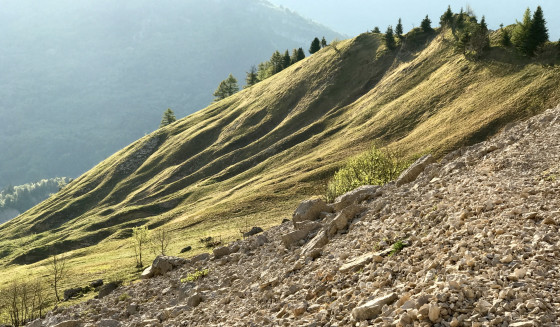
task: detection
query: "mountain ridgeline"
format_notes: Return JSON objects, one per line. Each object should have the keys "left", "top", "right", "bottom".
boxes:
{"left": 0, "top": 0, "right": 342, "bottom": 188}
{"left": 1, "top": 23, "right": 559, "bottom": 269}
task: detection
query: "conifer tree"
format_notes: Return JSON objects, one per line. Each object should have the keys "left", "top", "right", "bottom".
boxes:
{"left": 372, "top": 26, "right": 381, "bottom": 33}
{"left": 296, "top": 47, "right": 306, "bottom": 61}
{"left": 440, "top": 6, "right": 454, "bottom": 28}
{"left": 213, "top": 74, "right": 239, "bottom": 102}
{"left": 321, "top": 37, "right": 328, "bottom": 48}
{"left": 309, "top": 37, "right": 321, "bottom": 54}
{"left": 257, "top": 61, "right": 272, "bottom": 81}
{"left": 159, "top": 108, "right": 176, "bottom": 127}
{"left": 290, "top": 48, "right": 299, "bottom": 64}
{"left": 469, "top": 16, "right": 490, "bottom": 55}
{"left": 500, "top": 28, "right": 512, "bottom": 47}
{"left": 270, "top": 50, "right": 284, "bottom": 74}
{"left": 244, "top": 65, "right": 259, "bottom": 88}
{"left": 225, "top": 74, "right": 239, "bottom": 96}
{"left": 528, "top": 6, "right": 548, "bottom": 53}
{"left": 421, "top": 15, "right": 433, "bottom": 32}
{"left": 395, "top": 18, "right": 403, "bottom": 38}
{"left": 282, "top": 50, "right": 291, "bottom": 69}
{"left": 384, "top": 26, "right": 396, "bottom": 50}
{"left": 456, "top": 8, "right": 465, "bottom": 30}
{"left": 512, "top": 8, "right": 532, "bottom": 55}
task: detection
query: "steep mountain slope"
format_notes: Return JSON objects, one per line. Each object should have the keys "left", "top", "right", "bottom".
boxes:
{"left": 0, "top": 0, "right": 342, "bottom": 187}
{"left": 0, "top": 30, "right": 559, "bottom": 278}
{"left": 33, "top": 105, "right": 560, "bottom": 326}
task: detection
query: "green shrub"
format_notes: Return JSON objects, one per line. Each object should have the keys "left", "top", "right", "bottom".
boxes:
{"left": 181, "top": 269, "right": 209, "bottom": 283}
{"left": 325, "top": 146, "right": 408, "bottom": 202}
{"left": 390, "top": 240, "right": 406, "bottom": 256}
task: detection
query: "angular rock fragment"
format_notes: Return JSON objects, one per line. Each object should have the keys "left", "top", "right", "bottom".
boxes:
{"left": 396, "top": 154, "right": 436, "bottom": 186}
{"left": 327, "top": 204, "right": 366, "bottom": 236}
{"left": 281, "top": 230, "right": 309, "bottom": 248}
{"left": 339, "top": 252, "right": 376, "bottom": 273}
{"left": 292, "top": 198, "right": 331, "bottom": 226}
{"left": 243, "top": 226, "right": 263, "bottom": 237}
{"left": 301, "top": 230, "right": 328, "bottom": 258}
{"left": 352, "top": 293, "right": 398, "bottom": 321}
{"left": 333, "top": 185, "right": 380, "bottom": 211}
{"left": 213, "top": 246, "right": 231, "bottom": 259}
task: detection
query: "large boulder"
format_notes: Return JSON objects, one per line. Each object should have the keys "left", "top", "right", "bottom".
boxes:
{"left": 301, "top": 230, "right": 328, "bottom": 258}
{"left": 333, "top": 185, "right": 380, "bottom": 211}
{"left": 396, "top": 154, "right": 436, "bottom": 186}
{"left": 243, "top": 226, "right": 263, "bottom": 237}
{"left": 180, "top": 245, "right": 192, "bottom": 253}
{"left": 292, "top": 199, "right": 331, "bottom": 227}
{"left": 151, "top": 255, "right": 188, "bottom": 276}
{"left": 63, "top": 287, "right": 85, "bottom": 301}
{"left": 281, "top": 230, "right": 309, "bottom": 248}
{"left": 191, "top": 253, "right": 210, "bottom": 263}
{"left": 213, "top": 246, "right": 231, "bottom": 259}
{"left": 327, "top": 204, "right": 366, "bottom": 236}
{"left": 98, "top": 281, "right": 121, "bottom": 299}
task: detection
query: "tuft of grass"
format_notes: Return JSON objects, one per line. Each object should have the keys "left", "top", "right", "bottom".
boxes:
{"left": 325, "top": 145, "right": 408, "bottom": 202}
{"left": 389, "top": 240, "right": 407, "bottom": 256}
{"left": 181, "top": 269, "right": 209, "bottom": 283}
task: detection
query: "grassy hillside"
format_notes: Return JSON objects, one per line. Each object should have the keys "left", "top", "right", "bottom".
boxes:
{"left": 0, "top": 29, "right": 559, "bottom": 296}
{"left": 0, "top": 0, "right": 343, "bottom": 188}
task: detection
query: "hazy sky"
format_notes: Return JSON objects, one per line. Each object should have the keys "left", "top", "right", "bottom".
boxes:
{"left": 267, "top": 0, "right": 560, "bottom": 40}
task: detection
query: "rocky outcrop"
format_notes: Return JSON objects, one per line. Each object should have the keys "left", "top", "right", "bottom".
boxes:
{"left": 395, "top": 154, "right": 436, "bottom": 186}
{"left": 243, "top": 226, "right": 263, "bottom": 237}
{"left": 33, "top": 106, "right": 560, "bottom": 326}
{"left": 332, "top": 185, "right": 380, "bottom": 211}
{"left": 292, "top": 198, "right": 331, "bottom": 226}
{"left": 151, "top": 255, "right": 189, "bottom": 276}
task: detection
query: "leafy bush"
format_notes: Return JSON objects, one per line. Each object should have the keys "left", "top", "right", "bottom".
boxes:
{"left": 390, "top": 240, "right": 406, "bottom": 256}
{"left": 326, "top": 146, "right": 408, "bottom": 202}
{"left": 181, "top": 269, "right": 209, "bottom": 283}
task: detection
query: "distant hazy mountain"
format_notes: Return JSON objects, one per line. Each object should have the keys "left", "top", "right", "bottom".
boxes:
{"left": 0, "top": 0, "right": 342, "bottom": 188}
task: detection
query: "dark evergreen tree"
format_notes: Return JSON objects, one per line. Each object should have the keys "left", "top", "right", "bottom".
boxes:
{"left": 528, "top": 6, "right": 549, "bottom": 53}
{"left": 372, "top": 26, "right": 381, "bottom": 33}
{"left": 440, "top": 5, "right": 454, "bottom": 28}
{"left": 160, "top": 108, "right": 176, "bottom": 127}
{"left": 456, "top": 8, "right": 465, "bottom": 30}
{"left": 395, "top": 18, "right": 403, "bottom": 38}
{"left": 244, "top": 65, "right": 258, "bottom": 88}
{"left": 500, "top": 28, "right": 512, "bottom": 47}
{"left": 309, "top": 37, "right": 321, "bottom": 54}
{"left": 296, "top": 47, "right": 306, "bottom": 61}
{"left": 213, "top": 74, "right": 239, "bottom": 102}
{"left": 282, "top": 50, "right": 291, "bottom": 69}
{"left": 321, "top": 37, "right": 328, "bottom": 48}
{"left": 468, "top": 16, "right": 490, "bottom": 55}
{"left": 479, "top": 16, "right": 488, "bottom": 31}
{"left": 421, "top": 15, "right": 433, "bottom": 32}
{"left": 384, "top": 26, "right": 396, "bottom": 50}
